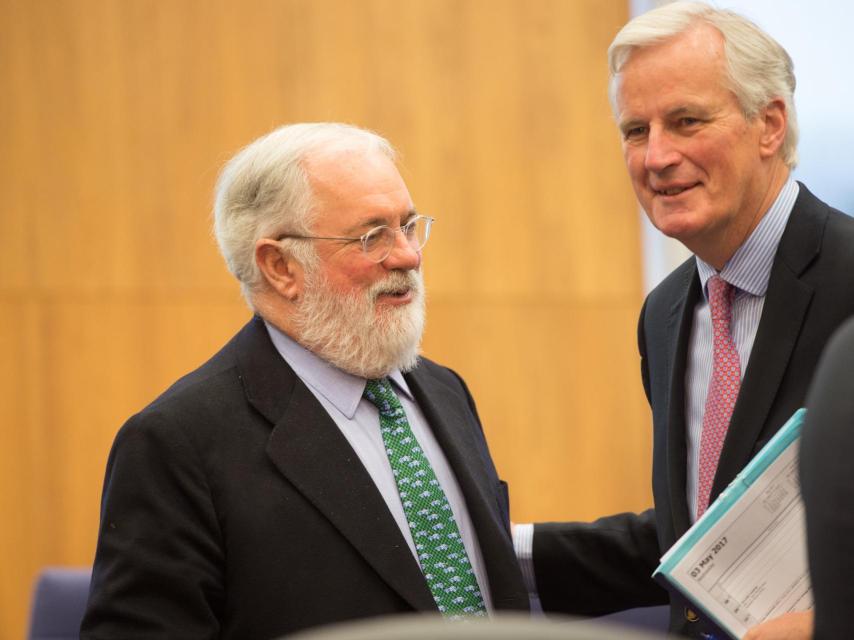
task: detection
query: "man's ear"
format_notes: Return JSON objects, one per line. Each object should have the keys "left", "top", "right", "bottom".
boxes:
{"left": 255, "top": 239, "right": 304, "bottom": 300}
{"left": 759, "top": 98, "right": 787, "bottom": 159}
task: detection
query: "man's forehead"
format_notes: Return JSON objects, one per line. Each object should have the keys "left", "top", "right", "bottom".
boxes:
{"left": 304, "top": 144, "right": 373, "bottom": 176}
{"left": 624, "top": 22, "right": 724, "bottom": 66}
{"left": 615, "top": 26, "right": 729, "bottom": 115}
{"left": 304, "top": 145, "right": 399, "bottom": 186}
{"left": 301, "top": 143, "right": 412, "bottom": 232}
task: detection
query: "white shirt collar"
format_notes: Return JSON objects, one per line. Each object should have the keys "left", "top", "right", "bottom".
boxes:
{"left": 696, "top": 177, "right": 799, "bottom": 298}
{"left": 263, "top": 321, "right": 413, "bottom": 418}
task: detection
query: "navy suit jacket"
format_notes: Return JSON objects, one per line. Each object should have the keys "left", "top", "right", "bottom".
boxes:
{"left": 81, "top": 316, "right": 529, "bottom": 639}
{"left": 533, "top": 184, "right": 854, "bottom": 638}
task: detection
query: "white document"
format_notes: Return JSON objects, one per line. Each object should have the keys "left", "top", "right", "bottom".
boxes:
{"left": 654, "top": 409, "right": 812, "bottom": 639}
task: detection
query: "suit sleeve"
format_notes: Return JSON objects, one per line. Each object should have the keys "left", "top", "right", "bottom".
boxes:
{"left": 81, "top": 412, "right": 225, "bottom": 639}
{"left": 533, "top": 509, "right": 668, "bottom": 615}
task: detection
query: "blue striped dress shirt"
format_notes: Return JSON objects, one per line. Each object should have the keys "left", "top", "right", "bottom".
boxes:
{"left": 685, "top": 178, "right": 799, "bottom": 520}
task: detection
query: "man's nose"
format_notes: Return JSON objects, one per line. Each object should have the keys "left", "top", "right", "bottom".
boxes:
{"left": 644, "top": 127, "right": 681, "bottom": 172}
{"left": 381, "top": 231, "right": 421, "bottom": 270}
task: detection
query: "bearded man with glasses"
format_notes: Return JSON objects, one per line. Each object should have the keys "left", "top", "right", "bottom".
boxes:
{"left": 81, "top": 123, "right": 529, "bottom": 640}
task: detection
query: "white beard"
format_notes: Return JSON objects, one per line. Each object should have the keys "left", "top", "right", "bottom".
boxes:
{"left": 292, "top": 268, "right": 425, "bottom": 379}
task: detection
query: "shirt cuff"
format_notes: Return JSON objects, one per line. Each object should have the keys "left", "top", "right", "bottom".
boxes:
{"left": 512, "top": 522, "right": 538, "bottom": 595}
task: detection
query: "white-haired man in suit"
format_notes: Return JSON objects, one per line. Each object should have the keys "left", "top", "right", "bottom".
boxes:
{"left": 518, "top": 4, "right": 854, "bottom": 639}
{"left": 82, "top": 123, "right": 529, "bottom": 639}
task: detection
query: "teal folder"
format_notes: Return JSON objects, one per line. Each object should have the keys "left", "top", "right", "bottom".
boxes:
{"left": 654, "top": 409, "right": 810, "bottom": 639}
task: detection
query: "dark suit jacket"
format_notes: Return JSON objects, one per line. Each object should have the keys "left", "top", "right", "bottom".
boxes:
{"left": 533, "top": 184, "right": 854, "bottom": 638}
{"left": 81, "top": 316, "right": 529, "bottom": 640}
{"left": 800, "top": 316, "right": 854, "bottom": 640}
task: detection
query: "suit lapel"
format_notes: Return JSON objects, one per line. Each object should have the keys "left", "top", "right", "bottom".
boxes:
{"left": 234, "top": 318, "right": 436, "bottom": 611}
{"left": 665, "top": 267, "right": 701, "bottom": 536}
{"left": 265, "top": 384, "right": 437, "bottom": 610}
{"left": 711, "top": 189, "right": 822, "bottom": 499}
{"left": 405, "top": 369, "right": 494, "bottom": 515}
{"left": 405, "top": 367, "right": 529, "bottom": 610}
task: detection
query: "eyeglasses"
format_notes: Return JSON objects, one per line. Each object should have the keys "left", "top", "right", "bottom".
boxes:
{"left": 276, "top": 215, "right": 434, "bottom": 263}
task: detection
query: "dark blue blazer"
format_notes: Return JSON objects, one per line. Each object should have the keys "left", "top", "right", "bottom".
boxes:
{"left": 533, "top": 184, "right": 854, "bottom": 638}
{"left": 81, "top": 316, "right": 528, "bottom": 639}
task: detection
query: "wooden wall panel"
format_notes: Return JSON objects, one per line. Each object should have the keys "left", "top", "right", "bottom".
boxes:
{"left": 0, "top": 1, "right": 642, "bottom": 636}
{"left": 422, "top": 300, "right": 651, "bottom": 522}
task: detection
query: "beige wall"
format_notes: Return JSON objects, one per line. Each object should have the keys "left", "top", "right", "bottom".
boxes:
{"left": 0, "top": 0, "right": 648, "bottom": 636}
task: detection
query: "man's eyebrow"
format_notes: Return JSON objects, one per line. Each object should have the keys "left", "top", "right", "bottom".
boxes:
{"left": 618, "top": 117, "right": 646, "bottom": 133}
{"left": 619, "top": 105, "right": 711, "bottom": 132}
{"left": 343, "top": 208, "right": 419, "bottom": 235}
{"left": 666, "top": 105, "right": 709, "bottom": 118}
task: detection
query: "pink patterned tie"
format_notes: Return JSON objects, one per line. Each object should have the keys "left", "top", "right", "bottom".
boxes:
{"left": 696, "top": 276, "right": 741, "bottom": 518}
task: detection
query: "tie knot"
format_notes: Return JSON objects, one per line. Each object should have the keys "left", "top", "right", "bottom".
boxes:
{"left": 707, "top": 276, "right": 735, "bottom": 303}
{"left": 708, "top": 276, "right": 735, "bottom": 315}
{"left": 363, "top": 378, "right": 401, "bottom": 416}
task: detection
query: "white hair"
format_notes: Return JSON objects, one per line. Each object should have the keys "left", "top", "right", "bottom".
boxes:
{"left": 212, "top": 122, "right": 397, "bottom": 303}
{"left": 608, "top": 1, "right": 798, "bottom": 167}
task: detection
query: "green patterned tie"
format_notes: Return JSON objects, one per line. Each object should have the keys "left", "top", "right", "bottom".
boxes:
{"left": 363, "top": 378, "right": 487, "bottom": 617}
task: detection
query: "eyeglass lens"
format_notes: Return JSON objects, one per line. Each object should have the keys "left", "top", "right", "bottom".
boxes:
{"left": 363, "top": 217, "right": 431, "bottom": 261}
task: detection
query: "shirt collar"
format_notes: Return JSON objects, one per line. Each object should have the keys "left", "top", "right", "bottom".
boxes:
{"left": 696, "top": 177, "right": 798, "bottom": 299}
{"left": 263, "top": 321, "right": 413, "bottom": 418}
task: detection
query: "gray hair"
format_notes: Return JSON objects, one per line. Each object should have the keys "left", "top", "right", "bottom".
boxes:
{"left": 212, "top": 122, "right": 397, "bottom": 302}
{"left": 608, "top": 1, "right": 798, "bottom": 167}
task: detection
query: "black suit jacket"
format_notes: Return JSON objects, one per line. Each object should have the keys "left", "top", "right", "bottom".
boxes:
{"left": 800, "top": 316, "right": 854, "bottom": 640}
{"left": 533, "top": 184, "right": 854, "bottom": 637}
{"left": 81, "top": 316, "right": 529, "bottom": 640}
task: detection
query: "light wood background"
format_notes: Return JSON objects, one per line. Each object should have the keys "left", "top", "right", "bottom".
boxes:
{"left": 0, "top": 0, "right": 648, "bottom": 636}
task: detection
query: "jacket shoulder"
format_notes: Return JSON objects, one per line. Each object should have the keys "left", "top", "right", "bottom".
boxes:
{"left": 412, "top": 356, "right": 465, "bottom": 386}
{"left": 642, "top": 257, "right": 697, "bottom": 324}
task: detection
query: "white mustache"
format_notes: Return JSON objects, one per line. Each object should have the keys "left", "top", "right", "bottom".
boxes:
{"left": 369, "top": 271, "right": 422, "bottom": 299}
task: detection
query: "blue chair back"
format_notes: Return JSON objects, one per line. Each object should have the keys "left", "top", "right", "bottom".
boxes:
{"left": 28, "top": 567, "right": 92, "bottom": 640}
